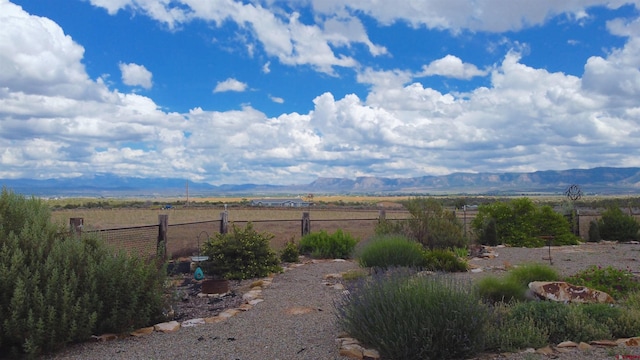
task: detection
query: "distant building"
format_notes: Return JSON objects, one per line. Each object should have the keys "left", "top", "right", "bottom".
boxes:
{"left": 250, "top": 198, "right": 311, "bottom": 207}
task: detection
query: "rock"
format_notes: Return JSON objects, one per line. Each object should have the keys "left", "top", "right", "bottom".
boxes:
{"left": 154, "top": 321, "right": 181, "bottom": 333}
{"left": 204, "top": 316, "right": 226, "bottom": 324}
{"left": 324, "top": 273, "right": 343, "bottom": 280}
{"left": 590, "top": 340, "right": 618, "bottom": 347}
{"left": 333, "top": 283, "right": 345, "bottom": 290}
{"left": 248, "top": 298, "right": 264, "bottom": 305}
{"left": 623, "top": 337, "right": 640, "bottom": 346}
{"left": 219, "top": 308, "right": 242, "bottom": 318}
{"left": 242, "top": 289, "right": 262, "bottom": 302}
{"left": 286, "top": 306, "right": 315, "bottom": 315}
{"left": 557, "top": 341, "right": 578, "bottom": 348}
{"left": 181, "top": 318, "right": 205, "bottom": 327}
{"left": 363, "top": 348, "right": 380, "bottom": 359}
{"left": 535, "top": 345, "right": 554, "bottom": 355}
{"left": 130, "top": 327, "right": 154, "bottom": 337}
{"left": 91, "top": 333, "right": 118, "bottom": 342}
{"left": 339, "top": 344, "right": 364, "bottom": 359}
{"left": 528, "top": 281, "right": 615, "bottom": 303}
{"left": 578, "top": 342, "right": 593, "bottom": 351}
{"left": 470, "top": 268, "right": 483, "bottom": 273}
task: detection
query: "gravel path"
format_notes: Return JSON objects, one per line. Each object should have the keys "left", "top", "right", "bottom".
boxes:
{"left": 47, "top": 242, "right": 640, "bottom": 360}
{"left": 48, "top": 260, "right": 360, "bottom": 360}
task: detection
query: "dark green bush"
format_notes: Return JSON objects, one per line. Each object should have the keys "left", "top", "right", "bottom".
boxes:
{"left": 0, "top": 188, "right": 167, "bottom": 357}
{"left": 588, "top": 220, "right": 601, "bottom": 242}
{"left": 597, "top": 206, "right": 640, "bottom": 242}
{"left": 477, "top": 217, "right": 498, "bottom": 246}
{"left": 472, "top": 198, "right": 580, "bottom": 247}
{"left": 423, "top": 248, "right": 468, "bottom": 272}
{"left": 201, "top": 223, "right": 282, "bottom": 280}
{"left": 279, "top": 239, "right": 300, "bottom": 263}
{"left": 298, "top": 229, "right": 358, "bottom": 259}
{"left": 357, "top": 234, "right": 426, "bottom": 269}
{"left": 336, "top": 269, "right": 488, "bottom": 360}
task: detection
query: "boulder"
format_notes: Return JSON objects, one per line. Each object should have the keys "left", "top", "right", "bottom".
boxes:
{"left": 528, "top": 281, "right": 614, "bottom": 303}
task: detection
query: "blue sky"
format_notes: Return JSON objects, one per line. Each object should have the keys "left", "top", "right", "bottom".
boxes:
{"left": 1, "top": 0, "right": 640, "bottom": 186}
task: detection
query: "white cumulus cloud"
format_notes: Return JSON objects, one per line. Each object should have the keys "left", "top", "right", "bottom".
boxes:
{"left": 119, "top": 62, "right": 153, "bottom": 89}
{"left": 213, "top": 78, "right": 248, "bottom": 93}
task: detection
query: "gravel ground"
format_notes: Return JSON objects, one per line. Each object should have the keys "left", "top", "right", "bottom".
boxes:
{"left": 46, "top": 242, "right": 640, "bottom": 360}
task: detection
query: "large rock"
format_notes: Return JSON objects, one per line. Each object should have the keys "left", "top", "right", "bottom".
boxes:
{"left": 528, "top": 281, "right": 614, "bottom": 304}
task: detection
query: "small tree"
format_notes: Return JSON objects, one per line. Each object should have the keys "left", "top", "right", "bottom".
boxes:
{"left": 597, "top": 207, "right": 639, "bottom": 242}
{"left": 588, "top": 220, "right": 601, "bottom": 242}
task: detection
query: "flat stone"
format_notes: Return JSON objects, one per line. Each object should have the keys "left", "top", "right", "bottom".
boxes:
{"left": 623, "top": 337, "right": 640, "bottom": 346}
{"left": 242, "top": 289, "right": 262, "bottom": 302}
{"left": 219, "top": 308, "right": 241, "bottom": 318}
{"left": 557, "top": 341, "right": 578, "bottom": 348}
{"left": 333, "top": 283, "right": 345, "bottom": 290}
{"left": 237, "top": 303, "right": 253, "bottom": 311}
{"left": 286, "top": 306, "right": 315, "bottom": 315}
{"left": 324, "top": 273, "right": 343, "bottom": 280}
{"left": 590, "top": 340, "right": 619, "bottom": 347}
{"left": 204, "top": 316, "right": 227, "bottom": 324}
{"left": 130, "top": 327, "right": 154, "bottom": 337}
{"left": 92, "top": 333, "right": 118, "bottom": 342}
{"left": 363, "top": 348, "right": 380, "bottom": 359}
{"left": 248, "top": 299, "right": 264, "bottom": 305}
{"left": 470, "top": 268, "right": 483, "bottom": 273}
{"left": 154, "top": 321, "right": 180, "bottom": 333}
{"left": 181, "top": 318, "right": 205, "bottom": 328}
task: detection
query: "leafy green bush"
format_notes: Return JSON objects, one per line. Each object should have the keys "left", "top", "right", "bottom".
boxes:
{"left": 376, "top": 197, "right": 466, "bottom": 250}
{"left": 201, "top": 223, "right": 282, "bottom": 280}
{"left": 0, "top": 188, "right": 167, "bottom": 357}
{"left": 564, "top": 265, "right": 640, "bottom": 300}
{"left": 357, "top": 235, "right": 426, "bottom": 269}
{"left": 597, "top": 206, "right": 640, "bottom": 242}
{"left": 299, "top": 229, "right": 358, "bottom": 259}
{"left": 483, "top": 303, "right": 549, "bottom": 352}
{"left": 279, "top": 239, "right": 300, "bottom": 263}
{"left": 476, "top": 217, "right": 498, "bottom": 246}
{"left": 476, "top": 264, "right": 558, "bottom": 303}
{"left": 423, "top": 248, "right": 468, "bottom": 272}
{"left": 336, "top": 269, "right": 488, "bottom": 360}
{"left": 471, "top": 198, "right": 580, "bottom": 247}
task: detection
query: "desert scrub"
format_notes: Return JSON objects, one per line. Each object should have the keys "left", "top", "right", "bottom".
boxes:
{"left": 357, "top": 234, "right": 426, "bottom": 269}
{"left": 298, "top": 229, "right": 358, "bottom": 259}
{"left": 336, "top": 269, "right": 488, "bottom": 360}
{"left": 0, "top": 188, "right": 167, "bottom": 358}
{"left": 201, "top": 222, "right": 282, "bottom": 280}
{"left": 597, "top": 206, "right": 640, "bottom": 241}
{"left": 476, "top": 263, "right": 558, "bottom": 303}
{"left": 564, "top": 265, "right": 640, "bottom": 300}
{"left": 423, "top": 248, "right": 468, "bottom": 272}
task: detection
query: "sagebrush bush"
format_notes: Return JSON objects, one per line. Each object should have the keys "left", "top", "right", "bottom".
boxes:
{"left": 423, "top": 248, "right": 468, "bottom": 272}
{"left": 298, "top": 229, "right": 358, "bottom": 259}
{"left": 483, "top": 303, "right": 548, "bottom": 352}
{"left": 0, "top": 188, "right": 167, "bottom": 358}
{"left": 357, "top": 234, "right": 426, "bottom": 269}
{"left": 201, "top": 223, "right": 282, "bottom": 280}
{"left": 336, "top": 269, "right": 488, "bottom": 360}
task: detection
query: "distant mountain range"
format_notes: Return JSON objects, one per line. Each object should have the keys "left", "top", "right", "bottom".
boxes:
{"left": 2, "top": 167, "right": 640, "bottom": 197}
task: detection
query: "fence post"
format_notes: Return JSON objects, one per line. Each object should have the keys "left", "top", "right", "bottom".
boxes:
{"left": 158, "top": 214, "right": 168, "bottom": 260}
{"left": 69, "top": 218, "right": 84, "bottom": 237}
{"left": 220, "top": 211, "right": 228, "bottom": 234}
{"left": 378, "top": 210, "right": 386, "bottom": 222}
{"left": 301, "top": 212, "right": 310, "bottom": 236}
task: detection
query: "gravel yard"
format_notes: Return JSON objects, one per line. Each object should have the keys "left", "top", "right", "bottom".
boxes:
{"left": 46, "top": 242, "right": 640, "bottom": 360}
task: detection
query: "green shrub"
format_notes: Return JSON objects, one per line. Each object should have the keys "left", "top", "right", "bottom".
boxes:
{"left": 279, "top": 239, "right": 300, "bottom": 263}
{"left": 476, "top": 264, "right": 558, "bottom": 303}
{"left": 597, "top": 207, "right": 640, "bottom": 242}
{"left": 201, "top": 222, "right": 282, "bottom": 280}
{"left": 336, "top": 269, "right": 488, "bottom": 360}
{"left": 476, "top": 277, "right": 528, "bottom": 303}
{"left": 0, "top": 188, "right": 167, "bottom": 357}
{"left": 564, "top": 265, "right": 640, "bottom": 300}
{"left": 588, "top": 220, "right": 601, "bottom": 242}
{"left": 423, "top": 249, "right": 468, "bottom": 272}
{"left": 505, "top": 263, "right": 560, "bottom": 288}
{"left": 477, "top": 217, "right": 498, "bottom": 246}
{"left": 299, "top": 229, "right": 358, "bottom": 259}
{"left": 357, "top": 235, "right": 426, "bottom": 269}
{"left": 376, "top": 197, "right": 467, "bottom": 250}
{"left": 483, "top": 303, "right": 548, "bottom": 352}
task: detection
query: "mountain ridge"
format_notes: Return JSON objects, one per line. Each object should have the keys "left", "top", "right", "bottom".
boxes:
{"left": 1, "top": 167, "right": 639, "bottom": 197}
